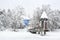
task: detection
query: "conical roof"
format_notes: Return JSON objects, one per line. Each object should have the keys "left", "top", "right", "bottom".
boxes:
{"left": 41, "top": 11, "right": 48, "bottom": 19}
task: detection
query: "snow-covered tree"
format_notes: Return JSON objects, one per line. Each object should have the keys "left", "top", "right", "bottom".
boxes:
{"left": 0, "top": 6, "right": 25, "bottom": 31}
{"left": 30, "top": 5, "right": 60, "bottom": 31}
{"left": 11, "top": 6, "right": 25, "bottom": 30}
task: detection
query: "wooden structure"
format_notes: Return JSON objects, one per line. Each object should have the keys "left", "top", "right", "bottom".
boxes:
{"left": 28, "top": 11, "right": 48, "bottom": 35}
{"left": 39, "top": 11, "right": 48, "bottom": 35}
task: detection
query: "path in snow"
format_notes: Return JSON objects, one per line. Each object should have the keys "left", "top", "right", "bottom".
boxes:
{"left": 0, "top": 29, "right": 60, "bottom": 40}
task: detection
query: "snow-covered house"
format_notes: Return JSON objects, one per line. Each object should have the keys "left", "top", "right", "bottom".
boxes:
{"left": 21, "top": 15, "right": 30, "bottom": 27}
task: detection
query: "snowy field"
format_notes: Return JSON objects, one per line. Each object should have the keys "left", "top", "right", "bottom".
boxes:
{"left": 0, "top": 29, "right": 60, "bottom": 40}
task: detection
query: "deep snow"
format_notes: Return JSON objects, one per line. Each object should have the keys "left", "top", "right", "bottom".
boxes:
{"left": 0, "top": 29, "right": 60, "bottom": 40}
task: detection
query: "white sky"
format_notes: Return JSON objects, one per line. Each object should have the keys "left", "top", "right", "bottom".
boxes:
{"left": 0, "top": 0, "right": 60, "bottom": 18}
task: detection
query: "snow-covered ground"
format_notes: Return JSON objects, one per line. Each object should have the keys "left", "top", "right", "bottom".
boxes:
{"left": 0, "top": 29, "right": 60, "bottom": 40}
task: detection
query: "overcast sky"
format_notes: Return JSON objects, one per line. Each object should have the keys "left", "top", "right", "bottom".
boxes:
{"left": 0, "top": 0, "right": 60, "bottom": 18}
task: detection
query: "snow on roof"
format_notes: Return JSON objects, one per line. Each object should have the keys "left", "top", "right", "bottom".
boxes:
{"left": 41, "top": 11, "right": 48, "bottom": 19}
{"left": 21, "top": 15, "right": 30, "bottom": 19}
